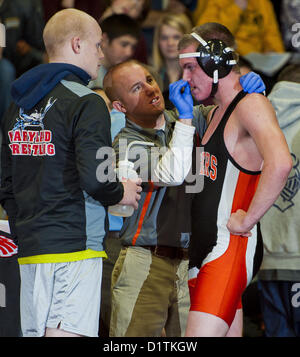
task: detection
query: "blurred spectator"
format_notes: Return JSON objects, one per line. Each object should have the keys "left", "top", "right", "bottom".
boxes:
{"left": 280, "top": 0, "right": 300, "bottom": 53}
{"left": 191, "top": 0, "right": 208, "bottom": 25}
{"left": 42, "top": 0, "right": 106, "bottom": 22}
{"left": 100, "top": 0, "right": 151, "bottom": 63}
{"left": 195, "top": 0, "right": 285, "bottom": 56}
{"left": 89, "top": 14, "right": 141, "bottom": 89}
{"left": 101, "top": 0, "right": 150, "bottom": 24}
{"left": 258, "top": 64, "right": 300, "bottom": 337}
{"left": 0, "top": 46, "right": 15, "bottom": 123}
{"left": 270, "top": 0, "right": 282, "bottom": 24}
{"left": 152, "top": 13, "right": 193, "bottom": 108}
{"left": 0, "top": 0, "right": 45, "bottom": 77}
{"left": 142, "top": 0, "right": 197, "bottom": 61}
{"left": 0, "top": 0, "right": 45, "bottom": 122}
{"left": 143, "top": 0, "right": 197, "bottom": 25}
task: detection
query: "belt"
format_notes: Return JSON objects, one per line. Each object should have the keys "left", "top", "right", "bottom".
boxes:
{"left": 142, "top": 245, "right": 189, "bottom": 260}
{"left": 108, "top": 231, "right": 120, "bottom": 239}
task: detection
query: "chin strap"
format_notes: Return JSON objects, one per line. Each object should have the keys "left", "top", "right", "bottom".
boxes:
{"left": 209, "top": 82, "right": 218, "bottom": 98}
{"left": 208, "top": 69, "right": 219, "bottom": 99}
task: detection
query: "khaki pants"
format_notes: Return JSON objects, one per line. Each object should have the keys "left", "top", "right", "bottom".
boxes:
{"left": 110, "top": 246, "right": 190, "bottom": 337}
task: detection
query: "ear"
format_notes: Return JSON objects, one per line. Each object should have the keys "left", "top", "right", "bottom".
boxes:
{"left": 112, "top": 100, "right": 127, "bottom": 113}
{"left": 71, "top": 36, "right": 81, "bottom": 54}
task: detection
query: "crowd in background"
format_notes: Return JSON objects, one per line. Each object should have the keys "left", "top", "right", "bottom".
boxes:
{"left": 1, "top": 0, "right": 300, "bottom": 123}
{"left": 1, "top": 0, "right": 300, "bottom": 338}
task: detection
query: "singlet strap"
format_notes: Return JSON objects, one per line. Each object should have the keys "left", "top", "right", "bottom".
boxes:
{"left": 219, "top": 90, "right": 247, "bottom": 129}
{"left": 201, "top": 90, "right": 247, "bottom": 147}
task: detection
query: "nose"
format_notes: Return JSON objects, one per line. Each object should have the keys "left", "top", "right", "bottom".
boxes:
{"left": 182, "top": 69, "right": 191, "bottom": 83}
{"left": 167, "top": 37, "right": 176, "bottom": 47}
{"left": 144, "top": 82, "right": 155, "bottom": 95}
{"left": 124, "top": 45, "right": 134, "bottom": 60}
{"left": 98, "top": 46, "right": 104, "bottom": 60}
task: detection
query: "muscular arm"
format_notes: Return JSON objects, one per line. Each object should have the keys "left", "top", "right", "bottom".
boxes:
{"left": 227, "top": 94, "right": 292, "bottom": 236}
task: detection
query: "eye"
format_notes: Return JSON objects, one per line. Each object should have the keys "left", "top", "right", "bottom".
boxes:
{"left": 132, "top": 84, "right": 141, "bottom": 92}
{"left": 185, "top": 64, "right": 195, "bottom": 72}
{"left": 120, "top": 42, "right": 129, "bottom": 48}
{"left": 147, "top": 76, "right": 153, "bottom": 84}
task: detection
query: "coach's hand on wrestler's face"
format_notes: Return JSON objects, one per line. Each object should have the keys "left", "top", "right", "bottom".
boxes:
{"left": 226, "top": 209, "right": 253, "bottom": 237}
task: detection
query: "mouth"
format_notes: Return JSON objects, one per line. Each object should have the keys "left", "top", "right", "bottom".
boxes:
{"left": 150, "top": 96, "right": 160, "bottom": 105}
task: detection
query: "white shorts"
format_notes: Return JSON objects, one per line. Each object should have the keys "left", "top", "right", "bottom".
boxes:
{"left": 20, "top": 258, "right": 103, "bottom": 337}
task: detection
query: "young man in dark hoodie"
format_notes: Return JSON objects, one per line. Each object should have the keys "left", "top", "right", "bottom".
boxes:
{"left": 0, "top": 8, "right": 142, "bottom": 337}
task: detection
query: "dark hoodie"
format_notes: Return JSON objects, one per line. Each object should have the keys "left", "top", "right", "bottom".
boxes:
{"left": 0, "top": 63, "right": 124, "bottom": 262}
{"left": 11, "top": 63, "right": 90, "bottom": 110}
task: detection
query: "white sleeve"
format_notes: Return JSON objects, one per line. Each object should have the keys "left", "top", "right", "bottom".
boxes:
{"left": 152, "top": 121, "right": 195, "bottom": 186}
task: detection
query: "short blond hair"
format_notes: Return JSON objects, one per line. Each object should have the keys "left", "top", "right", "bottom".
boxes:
{"left": 43, "top": 9, "right": 96, "bottom": 58}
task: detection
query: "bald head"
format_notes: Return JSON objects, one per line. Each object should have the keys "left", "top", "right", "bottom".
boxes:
{"left": 43, "top": 8, "right": 99, "bottom": 59}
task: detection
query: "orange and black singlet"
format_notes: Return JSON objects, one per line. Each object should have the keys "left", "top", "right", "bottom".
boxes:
{"left": 189, "top": 90, "right": 263, "bottom": 326}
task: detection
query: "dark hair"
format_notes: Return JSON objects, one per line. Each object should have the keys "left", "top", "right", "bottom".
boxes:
{"left": 102, "top": 0, "right": 151, "bottom": 23}
{"left": 99, "top": 14, "right": 141, "bottom": 42}
{"left": 138, "top": 0, "right": 151, "bottom": 23}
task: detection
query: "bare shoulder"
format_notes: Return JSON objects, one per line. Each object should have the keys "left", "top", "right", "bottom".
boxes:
{"left": 238, "top": 93, "right": 274, "bottom": 112}
{"left": 235, "top": 93, "right": 277, "bottom": 128}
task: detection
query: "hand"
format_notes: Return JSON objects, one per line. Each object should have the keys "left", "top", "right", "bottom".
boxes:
{"left": 119, "top": 178, "right": 142, "bottom": 210}
{"left": 240, "top": 71, "right": 266, "bottom": 94}
{"left": 226, "top": 209, "right": 252, "bottom": 237}
{"left": 169, "top": 80, "right": 193, "bottom": 119}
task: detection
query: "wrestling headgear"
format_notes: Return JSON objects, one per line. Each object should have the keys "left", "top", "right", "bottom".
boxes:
{"left": 179, "top": 32, "right": 237, "bottom": 97}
